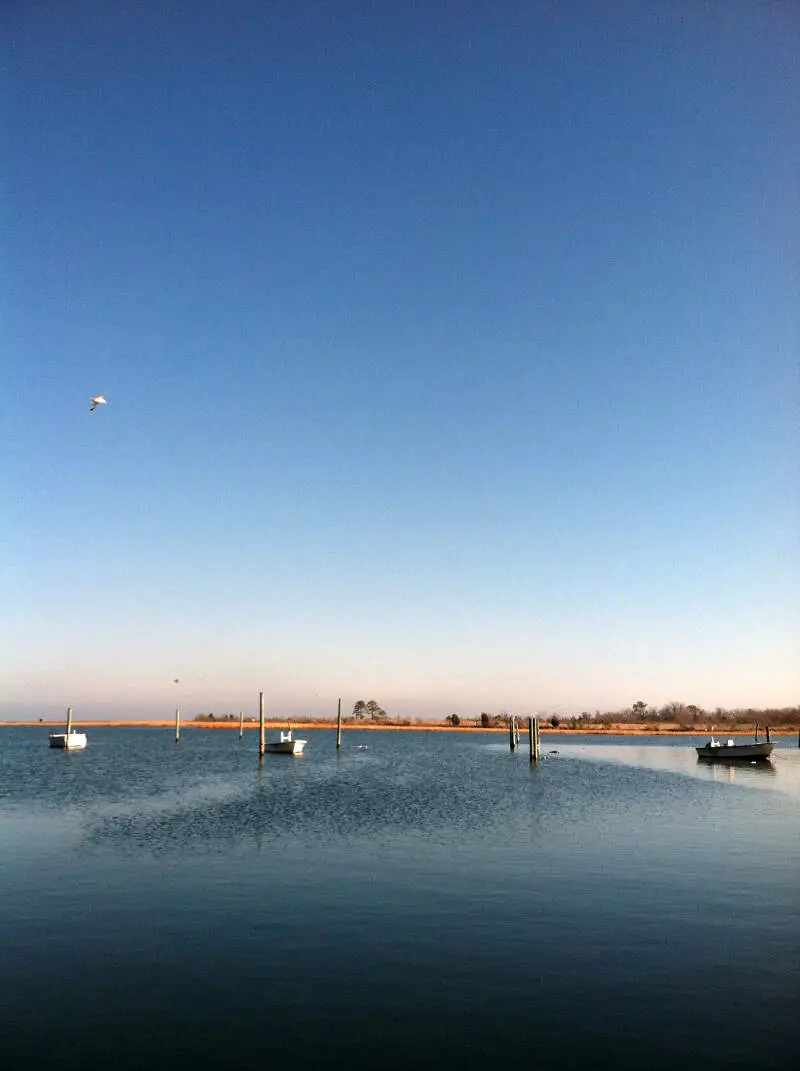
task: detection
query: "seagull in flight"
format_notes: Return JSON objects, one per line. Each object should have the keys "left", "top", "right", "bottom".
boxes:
{"left": 89, "top": 395, "right": 107, "bottom": 412}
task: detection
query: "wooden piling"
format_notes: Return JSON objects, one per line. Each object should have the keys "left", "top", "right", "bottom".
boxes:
{"left": 258, "top": 691, "right": 265, "bottom": 760}
{"left": 336, "top": 697, "right": 342, "bottom": 750}
{"left": 238, "top": 710, "right": 244, "bottom": 740}
{"left": 509, "top": 716, "right": 516, "bottom": 751}
{"left": 174, "top": 707, "right": 180, "bottom": 743}
{"left": 754, "top": 723, "right": 759, "bottom": 741}
{"left": 66, "top": 706, "right": 73, "bottom": 736}
{"left": 529, "top": 716, "right": 540, "bottom": 763}
{"left": 765, "top": 725, "right": 770, "bottom": 743}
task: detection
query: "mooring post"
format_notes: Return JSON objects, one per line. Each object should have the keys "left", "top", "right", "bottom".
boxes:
{"left": 238, "top": 710, "right": 244, "bottom": 740}
{"left": 66, "top": 706, "right": 73, "bottom": 736}
{"left": 509, "top": 716, "right": 516, "bottom": 751}
{"left": 528, "top": 716, "right": 540, "bottom": 763}
{"left": 515, "top": 718, "right": 520, "bottom": 746}
{"left": 336, "top": 697, "right": 342, "bottom": 750}
{"left": 258, "top": 691, "right": 265, "bottom": 760}
{"left": 175, "top": 707, "right": 180, "bottom": 743}
{"left": 754, "top": 723, "right": 759, "bottom": 741}
{"left": 765, "top": 725, "right": 770, "bottom": 743}
{"left": 535, "top": 717, "right": 541, "bottom": 761}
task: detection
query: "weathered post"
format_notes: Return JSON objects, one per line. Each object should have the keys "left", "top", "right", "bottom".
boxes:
{"left": 509, "top": 716, "right": 516, "bottom": 751}
{"left": 754, "top": 723, "right": 759, "bottom": 741}
{"left": 515, "top": 718, "right": 520, "bottom": 747}
{"left": 258, "top": 691, "right": 265, "bottom": 760}
{"left": 765, "top": 725, "right": 770, "bottom": 743}
{"left": 529, "top": 716, "right": 540, "bottom": 763}
{"left": 66, "top": 706, "right": 73, "bottom": 736}
{"left": 336, "top": 697, "right": 342, "bottom": 750}
{"left": 238, "top": 710, "right": 244, "bottom": 740}
{"left": 175, "top": 707, "right": 180, "bottom": 743}
{"left": 535, "top": 716, "right": 541, "bottom": 761}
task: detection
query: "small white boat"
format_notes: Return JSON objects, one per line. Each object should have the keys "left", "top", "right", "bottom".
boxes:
{"left": 264, "top": 728, "right": 306, "bottom": 755}
{"left": 49, "top": 707, "right": 87, "bottom": 750}
{"left": 49, "top": 731, "right": 88, "bottom": 750}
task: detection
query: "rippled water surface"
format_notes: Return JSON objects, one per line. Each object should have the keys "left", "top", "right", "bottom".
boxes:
{"left": 1, "top": 727, "right": 798, "bottom": 1070}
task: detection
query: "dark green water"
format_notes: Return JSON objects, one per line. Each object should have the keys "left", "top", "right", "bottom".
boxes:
{"left": 1, "top": 728, "right": 798, "bottom": 1070}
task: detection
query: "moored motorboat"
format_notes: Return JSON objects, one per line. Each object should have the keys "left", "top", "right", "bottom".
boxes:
{"left": 49, "top": 731, "right": 88, "bottom": 750}
{"left": 696, "top": 737, "right": 774, "bottom": 762}
{"left": 264, "top": 727, "right": 306, "bottom": 755}
{"left": 49, "top": 707, "right": 87, "bottom": 750}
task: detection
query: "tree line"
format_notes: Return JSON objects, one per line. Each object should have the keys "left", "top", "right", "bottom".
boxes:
{"left": 580, "top": 702, "right": 799, "bottom": 727}
{"left": 465, "top": 703, "right": 799, "bottom": 729}
{"left": 188, "top": 702, "right": 798, "bottom": 728}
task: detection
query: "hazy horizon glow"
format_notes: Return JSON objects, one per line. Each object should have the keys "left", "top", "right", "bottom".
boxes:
{"left": 4, "top": 1, "right": 798, "bottom": 720}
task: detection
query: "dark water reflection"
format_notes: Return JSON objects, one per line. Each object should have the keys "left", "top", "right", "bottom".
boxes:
{"left": 1, "top": 727, "right": 798, "bottom": 1070}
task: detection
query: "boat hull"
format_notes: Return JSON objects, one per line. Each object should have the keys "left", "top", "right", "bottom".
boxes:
{"left": 696, "top": 742, "right": 774, "bottom": 762}
{"left": 49, "top": 732, "right": 88, "bottom": 750}
{"left": 264, "top": 740, "right": 306, "bottom": 754}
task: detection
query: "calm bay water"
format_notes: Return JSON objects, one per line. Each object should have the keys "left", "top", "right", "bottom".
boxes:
{"left": 1, "top": 727, "right": 798, "bottom": 1070}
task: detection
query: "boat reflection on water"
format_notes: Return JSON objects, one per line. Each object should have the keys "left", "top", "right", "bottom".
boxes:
{"left": 565, "top": 741, "right": 792, "bottom": 795}
{"left": 704, "top": 759, "right": 776, "bottom": 784}
{"left": 697, "top": 752, "right": 775, "bottom": 771}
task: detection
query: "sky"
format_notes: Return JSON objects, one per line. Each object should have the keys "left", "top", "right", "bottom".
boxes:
{"left": 3, "top": 0, "right": 798, "bottom": 721}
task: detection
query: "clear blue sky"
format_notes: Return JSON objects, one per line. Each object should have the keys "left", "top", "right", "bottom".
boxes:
{"left": 3, "top": 1, "right": 798, "bottom": 720}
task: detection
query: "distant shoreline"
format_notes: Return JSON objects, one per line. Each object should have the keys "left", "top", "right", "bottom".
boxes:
{"left": 2, "top": 720, "right": 798, "bottom": 736}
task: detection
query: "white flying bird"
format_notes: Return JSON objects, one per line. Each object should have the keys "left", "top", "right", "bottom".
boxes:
{"left": 89, "top": 395, "right": 107, "bottom": 412}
